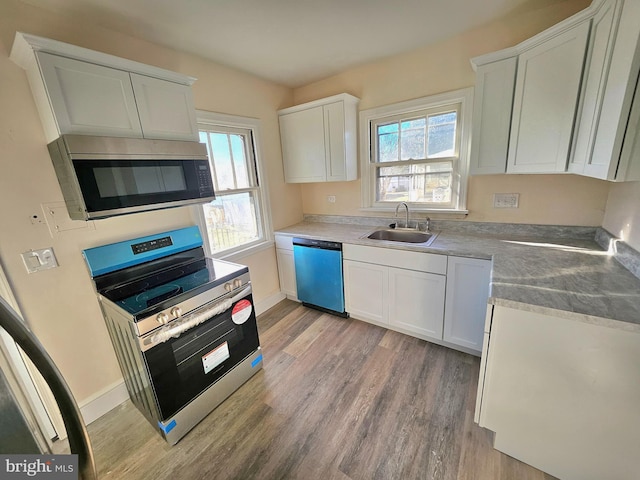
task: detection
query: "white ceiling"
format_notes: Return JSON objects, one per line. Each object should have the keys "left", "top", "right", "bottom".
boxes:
{"left": 21, "top": 0, "right": 537, "bottom": 87}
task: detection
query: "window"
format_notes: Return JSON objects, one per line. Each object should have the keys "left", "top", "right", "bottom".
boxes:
{"left": 197, "top": 111, "right": 271, "bottom": 257}
{"left": 360, "top": 88, "right": 473, "bottom": 213}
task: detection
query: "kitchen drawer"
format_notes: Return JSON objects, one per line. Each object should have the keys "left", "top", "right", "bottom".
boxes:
{"left": 343, "top": 244, "right": 447, "bottom": 275}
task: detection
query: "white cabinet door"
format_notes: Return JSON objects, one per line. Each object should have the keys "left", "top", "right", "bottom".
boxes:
{"left": 569, "top": 0, "right": 621, "bottom": 176}
{"left": 343, "top": 260, "right": 387, "bottom": 324}
{"left": 280, "top": 106, "right": 326, "bottom": 183}
{"left": 469, "top": 56, "right": 517, "bottom": 175}
{"left": 507, "top": 22, "right": 589, "bottom": 173}
{"left": 37, "top": 52, "right": 143, "bottom": 138}
{"left": 276, "top": 249, "right": 297, "bottom": 299}
{"left": 443, "top": 256, "right": 491, "bottom": 353}
{"left": 324, "top": 101, "right": 347, "bottom": 181}
{"left": 388, "top": 267, "right": 445, "bottom": 340}
{"left": 130, "top": 73, "right": 199, "bottom": 141}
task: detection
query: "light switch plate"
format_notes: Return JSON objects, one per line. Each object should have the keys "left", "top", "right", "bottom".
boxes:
{"left": 493, "top": 193, "right": 520, "bottom": 208}
{"left": 21, "top": 248, "right": 58, "bottom": 274}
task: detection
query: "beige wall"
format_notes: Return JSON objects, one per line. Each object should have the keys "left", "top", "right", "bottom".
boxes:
{"left": 0, "top": 0, "right": 301, "bottom": 408}
{"left": 292, "top": 0, "right": 610, "bottom": 226}
{"left": 603, "top": 182, "right": 640, "bottom": 251}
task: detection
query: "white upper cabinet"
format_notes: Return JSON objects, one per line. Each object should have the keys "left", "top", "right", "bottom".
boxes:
{"left": 10, "top": 32, "right": 199, "bottom": 143}
{"left": 130, "top": 73, "right": 198, "bottom": 141}
{"left": 469, "top": 57, "right": 517, "bottom": 175}
{"left": 278, "top": 94, "right": 359, "bottom": 183}
{"left": 569, "top": 0, "right": 640, "bottom": 181}
{"left": 36, "top": 52, "right": 144, "bottom": 138}
{"left": 469, "top": 0, "right": 640, "bottom": 180}
{"left": 507, "top": 22, "right": 589, "bottom": 173}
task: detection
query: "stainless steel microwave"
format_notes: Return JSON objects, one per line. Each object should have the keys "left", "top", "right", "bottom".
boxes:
{"left": 47, "top": 135, "right": 216, "bottom": 220}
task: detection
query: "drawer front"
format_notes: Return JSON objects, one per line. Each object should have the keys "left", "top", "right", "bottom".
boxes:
{"left": 343, "top": 244, "right": 447, "bottom": 275}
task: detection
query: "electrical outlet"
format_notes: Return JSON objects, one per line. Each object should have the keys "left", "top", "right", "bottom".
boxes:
{"left": 327, "top": 195, "right": 336, "bottom": 203}
{"left": 493, "top": 193, "right": 519, "bottom": 208}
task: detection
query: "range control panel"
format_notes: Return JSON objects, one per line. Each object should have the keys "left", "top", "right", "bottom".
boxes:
{"left": 131, "top": 236, "right": 173, "bottom": 255}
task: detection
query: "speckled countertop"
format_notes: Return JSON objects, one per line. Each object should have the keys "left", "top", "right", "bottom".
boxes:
{"left": 276, "top": 221, "right": 640, "bottom": 332}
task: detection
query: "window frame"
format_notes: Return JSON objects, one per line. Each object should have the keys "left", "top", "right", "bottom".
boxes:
{"left": 194, "top": 110, "right": 273, "bottom": 260}
{"left": 359, "top": 88, "right": 473, "bottom": 214}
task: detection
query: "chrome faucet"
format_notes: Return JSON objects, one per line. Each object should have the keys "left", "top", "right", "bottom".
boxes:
{"left": 395, "top": 202, "right": 409, "bottom": 229}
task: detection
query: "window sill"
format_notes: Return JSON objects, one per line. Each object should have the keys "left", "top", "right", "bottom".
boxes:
{"left": 215, "top": 240, "right": 275, "bottom": 262}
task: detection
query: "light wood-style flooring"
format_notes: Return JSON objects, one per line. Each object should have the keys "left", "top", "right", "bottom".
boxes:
{"left": 56, "top": 300, "right": 556, "bottom": 479}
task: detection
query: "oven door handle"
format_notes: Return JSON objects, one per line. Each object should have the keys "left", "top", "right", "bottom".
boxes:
{"left": 143, "top": 283, "right": 252, "bottom": 349}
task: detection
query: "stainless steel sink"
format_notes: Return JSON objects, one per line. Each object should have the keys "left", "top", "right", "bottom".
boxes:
{"left": 364, "top": 228, "right": 437, "bottom": 245}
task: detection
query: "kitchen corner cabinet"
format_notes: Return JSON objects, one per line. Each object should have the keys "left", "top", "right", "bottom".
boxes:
{"left": 274, "top": 234, "right": 298, "bottom": 300}
{"left": 278, "top": 94, "right": 359, "bottom": 183}
{"left": 476, "top": 305, "right": 640, "bottom": 479}
{"left": 10, "top": 32, "right": 199, "bottom": 143}
{"left": 569, "top": 0, "right": 640, "bottom": 181}
{"left": 469, "top": 0, "right": 640, "bottom": 180}
{"left": 506, "top": 22, "right": 589, "bottom": 173}
{"left": 443, "top": 256, "right": 491, "bottom": 351}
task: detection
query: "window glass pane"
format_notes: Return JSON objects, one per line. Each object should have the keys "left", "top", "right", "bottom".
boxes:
{"left": 427, "top": 111, "right": 456, "bottom": 158}
{"left": 202, "top": 192, "right": 259, "bottom": 253}
{"left": 377, "top": 162, "right": 452, "bottom": 203}
{"left": 210, "top": 133, "right": 234, "bottom": 190}
{"left": 378, "top": 123, "right": 399, "bottom": 134}
{"left": 377, "top": 123, "right": 399, "bottom": 162}
{"left": 400, "top": 117, "right": 426, "bottom": 160}
{"left": 230, "top": 134, "right": 250, "bottom": 188}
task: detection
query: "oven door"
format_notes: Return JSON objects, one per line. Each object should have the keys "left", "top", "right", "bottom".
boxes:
{"left": 141, "top": 286, "right": 259, "bottom": 420}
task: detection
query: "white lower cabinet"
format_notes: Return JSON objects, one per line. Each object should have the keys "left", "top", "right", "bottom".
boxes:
{"left": 343, "top": 244, "right": 490, "bottom": 355}
{"left": 443, "top": 256, "right": 492, "bottom": 351}
{"left": 388, "top": 267, "right": 445, "bottom": 340}
{"left": 274, "top": 234, "right": 297, "bottom": 300}
{"left": 477, "top": 305, "right": 640, "bottom": 480}
{"left": 343, "top": 260, "right": 387, "bottom": 324}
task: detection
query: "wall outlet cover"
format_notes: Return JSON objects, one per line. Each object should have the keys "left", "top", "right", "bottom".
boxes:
{"left": 493, "top": 193, "right": 520, "bottom": 208}
{"left": 21, "top": 248, "right": 58, "bottom": 274}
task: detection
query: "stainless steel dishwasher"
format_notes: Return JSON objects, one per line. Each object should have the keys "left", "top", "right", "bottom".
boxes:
{"left": 292, "top": 237, "right": 348, "bottom": 317}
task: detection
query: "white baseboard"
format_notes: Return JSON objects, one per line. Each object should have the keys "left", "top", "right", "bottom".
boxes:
{"left": 255, "top": 292, "right": 286, "bottom": 316}
{"left": 79, "top": 379, "right": 128, "bottom": 425}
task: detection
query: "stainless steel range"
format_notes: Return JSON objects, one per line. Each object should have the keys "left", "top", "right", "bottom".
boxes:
{"left": 82, "top": 226, "right": 262, "bottom": 445}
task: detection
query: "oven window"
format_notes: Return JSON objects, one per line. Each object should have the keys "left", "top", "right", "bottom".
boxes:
{"left": 93, "top": 165, "right": 187, "bottom": 198}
